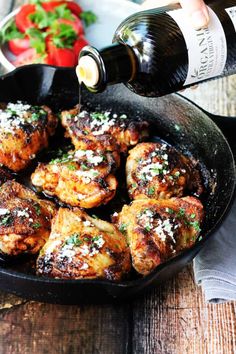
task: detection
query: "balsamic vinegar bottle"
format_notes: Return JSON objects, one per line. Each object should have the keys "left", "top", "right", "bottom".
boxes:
{"left": 77, "top": 1, "right": 236, "bottom": 97}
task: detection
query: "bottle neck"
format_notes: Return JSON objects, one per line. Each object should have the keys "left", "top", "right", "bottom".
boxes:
{"left": 79, "top": 43, "right": 136, "bottom": 93}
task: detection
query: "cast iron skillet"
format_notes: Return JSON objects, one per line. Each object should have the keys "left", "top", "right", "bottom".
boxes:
{"left": 0, "top": 64, "right": 235, "bottom": 304}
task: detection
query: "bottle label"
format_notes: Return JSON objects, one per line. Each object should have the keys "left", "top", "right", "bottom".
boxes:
{"left": 225, "top": 7, "right": 236, "bottom": 32}
{"left": 168, "top": 7, "right": 227, "bottom": 86}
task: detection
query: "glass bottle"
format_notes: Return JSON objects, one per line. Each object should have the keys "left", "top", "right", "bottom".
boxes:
{"left": 77, "top": 0, "right": 236, "bottom": 97}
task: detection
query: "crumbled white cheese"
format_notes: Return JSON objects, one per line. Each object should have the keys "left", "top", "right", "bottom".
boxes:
{"left": 80, "top": 244, "right": 90, "bottom": 256}
{"left": 77, "top": 193, "right": 86, "bottom": 200}
{"left": 154, "top": 218, "right": 176, "bottom": 244}
{"left": 93, "top": 236, "right": 105, "bottom": 248}
{"left": 78, "top": 110, "right": 88, "bottom": 118}
{"left": 59, "top": 247, "right": 76, "bottom": 262}
{"left": 163, "top": 154, "right": 168, "bottom": 160}
{"left": 83, "top": 220, "right": 92, "bottom": 227}
{"left": 74, "top": 150, "right": 86, "bottom": 158}
{"left": 44, "top": 239, "right": 62, "bottom": 258}
{"left": 16, "top": 210, "right": 30, "bottom": 218}
{"left": 83, "top": 176, "right": 91, "bottom": 184}
{"left": 160, "top": 144, "right": 167, "bottom": 150}
{"left": 80, "top": 263, "right": 89, "bottom": 270}
{"left": 138, "top": 209, "right": 154, "bottom": 230}
{"left": 7, "top": 102, "right": 31, "bottom": 114}
{"left": 89, "top": 247, "right": 99, "bottom": 256}
{"left": 75, "top": 169, "right": 99, "bottom": 181}
{"left": 0, "top": 208, "right": 10, "bottom": 216}
{"left": 73, "top": 150, "right": 104, "bottom": 166}
{"left": 90, "top": 111, "right": 115, "bottom": 135}
{"left": 0, "top": 101, "right": 32, "bottom": 134}
{"left": 139, "top": 162, "right": 168, "bottom": 181}
{"left": 51, "top": 165, "right": 60, "bottom": 173}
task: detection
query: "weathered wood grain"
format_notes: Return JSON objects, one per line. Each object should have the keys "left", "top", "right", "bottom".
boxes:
{"left": 132, "top": 266, "right": 236, "bottom": 354}
{"left": 0, "top": 299, "right": 131, "bottom": 354}
{"left": 0, "top": 1, "right": 235, "bottom": 354}
{"left": 182, "top": 76, "right": 236, "bottom": 117}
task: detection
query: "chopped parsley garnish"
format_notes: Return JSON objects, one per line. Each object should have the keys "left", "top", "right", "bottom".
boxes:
{"left": 147, "top": 186, "right": 155, "bottom": 196}
{"left": 189, "top": 221, "right": 201, "bottom": 232}
{"left": 92, "top": 171, "right": 99, "bottom": 177}
{"left": 34, "top": 204, "right": 41, "bottom": 216}
{"left": 29, "top": 112, "right": 41, "bottom": 122}
{"left": 177, "top": 208, "right": 185, "bottom": 218}
{"left": 26, "top": 27, "right": 46, "bottom": 54}
{"left": 32, "top": 222, "right": 42, "bottom": 229}
{"left": 30, "top": 5, "right": 51, "bottom": 29}
{"left": 119, "top": 223, "right": 127, "bottom": 234}
{"left": 92, "top": 236, "right": 101, "bottom": 243}
{"left": 190, "top": 213, "right": 196, "bottom": 219}
{"left": 81, "top": 163, "right": 88, "bottom": 170}
{"left": 49, "top": 152, "right": 71, "bottom": 165}
{"left": 29, "top": 4, "right": 74, "bottom": 29}
{"left": 0, "top": 20, "right": 24, "bottom": 43}
{"left": 67, "top": 164, "right": 77, "bottom": 171}
{"left": 92, "top": 214, "right": 99, "bottom": 219}
{"left": 65, "top": 233, "right": 82, "bottom": 247}
{"left": 80, "top": 11, "right": 97, "bottom": 27}
{"left": 151, "top": 167, "right": 161, "bottom": 173}
{"left": 50, "top": 22, "right": 77, "bottom": 48}
{"left": 166, "top": 208, "right": 174, "bottom": 214}
{"left": 0, "top": 214, "right": 12, "bottom": 226}
{"left": 83, "top": 237, "right": 90, "bottom": 242}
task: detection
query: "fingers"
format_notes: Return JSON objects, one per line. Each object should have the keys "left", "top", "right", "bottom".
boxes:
{"left": 179, "top": 0, "right": 209, "bottom": 29}
{"left": 141, "top": 0, "right": 177, "bottom": 9}
{"left": 141, "top": 0, "right": 209, "bottom": 30}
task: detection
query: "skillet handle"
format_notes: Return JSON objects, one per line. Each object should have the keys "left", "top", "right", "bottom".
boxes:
{"left": 199, "top": 109, "right": 236, "bottom": 159}
{"left": 179, "top": 94, "right": 236, "bottom": 158}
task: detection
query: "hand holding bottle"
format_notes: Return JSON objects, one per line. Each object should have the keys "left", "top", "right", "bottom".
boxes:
{"left": 142, "top": 0, "right": 209, "bottom": 29}
{"left": 78, "top": 1, "right": 236, "bottom": 97}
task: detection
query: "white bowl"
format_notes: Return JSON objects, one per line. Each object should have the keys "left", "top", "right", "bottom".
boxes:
{"left": 0, "top": 0, "right": 140, "bottom": 72}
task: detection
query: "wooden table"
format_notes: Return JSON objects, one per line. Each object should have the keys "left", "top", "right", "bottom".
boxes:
{"left": 0, "top": 1, "right": 236, "bottom": 353}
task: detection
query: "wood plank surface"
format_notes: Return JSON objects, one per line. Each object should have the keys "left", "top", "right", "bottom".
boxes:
{"left": 0, "top": 1, "right": 235, "bottom": 354}
{"left": 0, "top": 294, "right": 131, "bottom": 354}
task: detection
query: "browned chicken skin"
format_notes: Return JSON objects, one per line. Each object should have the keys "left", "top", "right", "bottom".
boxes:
{"left": 37, "top": 208, "right": 131, "bottom": 280}
{"left": 113, "top": 196, "right": 204, "bottom": 275}
{"left": 0, "top": 98, "right": 205, "bottom": 280}
{"left": 0, "top": 181, "right": 56, "bottom": 256}
{"left": 31, "top": 147, "right": 119, "bottom": 208}
{"left": 0, "top": 101, "right": 57, "bottom": 172}
{"left": 61, "top": 107, "right": 149, "bottom": 153}
{"left": 126, "top": 142, "right": 203, "bottom": 200}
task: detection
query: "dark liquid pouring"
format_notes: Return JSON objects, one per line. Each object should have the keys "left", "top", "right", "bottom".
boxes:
{"left": 78, "top": 82, "right": 82, "bottom": 111}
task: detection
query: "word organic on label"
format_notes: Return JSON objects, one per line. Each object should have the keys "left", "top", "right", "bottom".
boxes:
{"left": 168, "top": 7, "right": 227, "bottom": 86}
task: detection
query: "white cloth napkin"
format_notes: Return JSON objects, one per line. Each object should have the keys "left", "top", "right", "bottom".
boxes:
{"left": 194, "top": 197, "right": 236, "bottom": 303}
